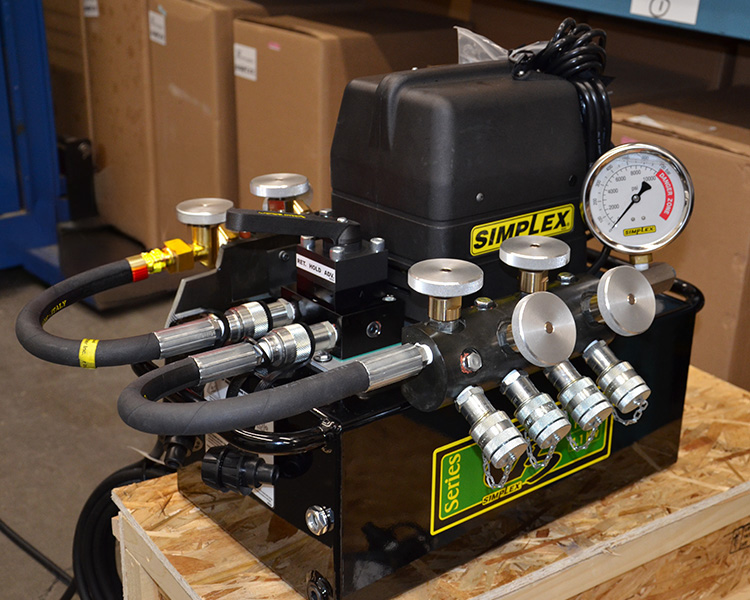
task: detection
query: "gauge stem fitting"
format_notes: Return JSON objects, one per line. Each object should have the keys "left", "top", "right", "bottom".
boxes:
{"left": 500, "top": 370, "right": 571, "bottom": 449}
{"left": 455, "top": 386, "right": 527, "bottom": 469}
{"left": 629, "top": 253, "right": 653, "bottom": 271}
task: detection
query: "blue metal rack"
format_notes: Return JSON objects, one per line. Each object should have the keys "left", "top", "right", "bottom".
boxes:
{"left": 529, "top": 0, "right": 750, "bottom": 41}
{"left": 0, "top": 0, "right": 64, "bottom": 283}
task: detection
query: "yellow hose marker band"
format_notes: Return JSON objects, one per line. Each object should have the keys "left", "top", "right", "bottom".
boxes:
{"left": 79, "top": 338, "right": 99, "bottom": 369}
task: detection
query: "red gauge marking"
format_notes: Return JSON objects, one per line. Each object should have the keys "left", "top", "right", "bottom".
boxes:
{"left": 657, "top": 169, "right": 674, "bottom": 220}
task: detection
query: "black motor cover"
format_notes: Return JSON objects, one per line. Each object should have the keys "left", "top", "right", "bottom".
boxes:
{"left": 330, "top": 60, "right": 590, "bottom": 304}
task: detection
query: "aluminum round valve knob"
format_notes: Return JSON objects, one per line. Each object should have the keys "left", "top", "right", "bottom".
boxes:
{"left": 176, "top": 198, "right": 234, "bottom": 226}
{"left": 511, "top": 292, "right": 576, "bottom": 367}
{"left": 499, "top": 236, "right": 571, "bottom": 271}
{"left": 250, "top": 173, "right": 309, "bottom": 198}
{"left": 597, "top": 266, "right": 656, "bottom": 336}
{"left": 407, "top": 259, "right": 484, "bottom": 298}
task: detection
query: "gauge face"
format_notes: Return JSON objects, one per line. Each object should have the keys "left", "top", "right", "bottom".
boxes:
{"left": 582, "top": 143, "right": 694, "bottom": 254}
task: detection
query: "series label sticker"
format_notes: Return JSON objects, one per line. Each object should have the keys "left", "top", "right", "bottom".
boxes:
{"left": 431, "top": 417, "right": 612, "bottom": 535}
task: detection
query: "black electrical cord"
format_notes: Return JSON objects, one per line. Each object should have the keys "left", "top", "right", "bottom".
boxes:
{"left": 15, "top": 260, "right": 161, "bottom": 368}
{"left": 0, "top": 517, "right": 73, "bottom": 585}
{"left": 73, "top": 458, "right": 171, "bottom": 600}
{"left": 587, "top": 246, "right": 611, "bottom": 274}
{"left": 119, "top": 357, "right": 370, "bottom": 436}
{"left": 513, "top": 18, "right": 611, "bottom": 166}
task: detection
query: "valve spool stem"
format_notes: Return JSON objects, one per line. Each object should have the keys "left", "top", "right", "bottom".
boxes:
{"left": 407, "top": 258, "right": 484, "bottom": 327}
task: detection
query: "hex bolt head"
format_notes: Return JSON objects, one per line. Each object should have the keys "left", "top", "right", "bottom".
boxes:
{"left": 370, "top": 237, "right": 386, "bottom": 252}
{"left": 460, "top": 350, "right": 483, "bottom": 373}
{"left": 305, "top": 505, "right": 334, "bottom": 536}
{"left": 474, "top": 297, "right": 496, "bottom": 310}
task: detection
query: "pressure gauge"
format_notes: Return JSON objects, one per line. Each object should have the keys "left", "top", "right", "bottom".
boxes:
{"left": 582, "top": 143, "right": 693, "bottom": 255}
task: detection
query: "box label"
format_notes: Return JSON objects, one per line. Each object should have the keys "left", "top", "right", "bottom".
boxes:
{"left": 431, "top": 417, "right": 613, "bottom": 535}
{"left": 83, "top": 0, "right": 99, "bottom": 18}
{"left": 296, "top": 254, "right": 336, "bottom": 284}
{"left": 149, "top": 10, "right": 166, "bottom": 46}
{"left": 234, "top": 43, "right": 257, "bottom": 82}
{"left": 470, "top": 204, "right": 574, "bottom": 256}
{"left": 630, "top": 0, "right": 700, "bottom": 26}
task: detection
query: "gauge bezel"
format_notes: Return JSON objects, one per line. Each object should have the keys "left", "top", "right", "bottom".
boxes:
{"left": 582, "top": 143, "right": 694, "bottom": 255}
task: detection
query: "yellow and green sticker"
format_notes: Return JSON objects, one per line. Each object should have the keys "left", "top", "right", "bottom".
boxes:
{"left": 430, "top": 416, "right": 612, "bottom": 535}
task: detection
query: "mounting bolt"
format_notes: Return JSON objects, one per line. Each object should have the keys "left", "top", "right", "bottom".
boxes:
{"left": 307, "top": 571, "right": 334, "bottom": 600}
{"left": 366, "top": 321, "right": 382, "bottom": 338}
{"left": 306, "top": 505, "right": 334, "bottom": 536}
{"left": 370, "top": 237, "right": 386, "bottom": 252}
{"left": 383, "top": 294, "right": 397, "bottom": 303}
{"left": 330, "top": 246, "right": 345, "bottom": 261}
{"left": 558, "top": 272, "right": 576, "bottom": 286}
{"left": 313, "top": 351, "right": 332, "bottom": 363}
{"left": 474, "top": 297, "right": 495, "bottom": 310}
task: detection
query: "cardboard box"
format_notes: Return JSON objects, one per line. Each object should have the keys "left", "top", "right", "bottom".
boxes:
{"left": 43, "top": 0, "right": 92, "bottom": 139}
{"left": 233, "top": 8, "right": 459, "bottom": 212}
{"left": 611, "top": 90, "right": 750, "bottom": 389}
{"left": 84, "top": 0, "right": 160, "bottom": 246}
{"left": 148, "top": 0, "right": 363, "bottom": 243}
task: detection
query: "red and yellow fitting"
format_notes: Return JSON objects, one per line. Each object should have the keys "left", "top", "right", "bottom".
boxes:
{"left": 127, "top": 238, "right": 198, "bottom": 281}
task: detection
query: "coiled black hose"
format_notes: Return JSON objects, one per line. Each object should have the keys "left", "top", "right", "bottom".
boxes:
{"left": 119, "top": 358, "right": 370, "bottom": 436}
{"left": 513, "top": 18, "right": 611, "bottom": 166}
{"left": 15, "top": 260, "right": 161, "bottom": 367}
{"left": 73, "top": 457, "right": 171, "bottom": 600}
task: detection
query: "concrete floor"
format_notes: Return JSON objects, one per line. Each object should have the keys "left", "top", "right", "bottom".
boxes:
{"left": 0, "top": 267, "right": 173, "bottom": 599}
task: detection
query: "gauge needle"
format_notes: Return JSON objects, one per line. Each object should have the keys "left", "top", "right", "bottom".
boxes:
{"left": 610, "top": 181, "right": 652, "bottom": 231}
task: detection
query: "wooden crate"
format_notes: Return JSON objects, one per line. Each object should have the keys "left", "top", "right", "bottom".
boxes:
{"left": 112, "top": 367, "right": 750, "bottom": 600}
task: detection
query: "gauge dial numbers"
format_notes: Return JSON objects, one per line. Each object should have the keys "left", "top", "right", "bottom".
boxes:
{"left": 582, "top": 144, "right": 694, "bottom": 255}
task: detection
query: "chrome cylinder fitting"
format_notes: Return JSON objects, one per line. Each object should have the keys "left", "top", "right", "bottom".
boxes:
{"left": 500, "top": 370, "right": 571, "bottom": 449}
{"left": 155, "top": 314, "right": 225, "bottom": 358}
{"left": 455, "top": 386, "right": 527, "bottom": 469}
{"left": 544, "top": 361, "right": 613, "bottom": 430}
{"left": 257, "top": 322, "right": 337, "bottom": 368}
{"left": 360, "top": 343, "right": 433, "bottom": 392}
{"left": 193, "top": 343, "right": 264, "bottom": 384}
{"left": 225, "top": 299, "right": 296, "bottom": 343}
{"left": 582, "top": 340, "right": 651, "bottom": 414}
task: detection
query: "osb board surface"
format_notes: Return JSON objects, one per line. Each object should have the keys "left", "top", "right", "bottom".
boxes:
{"left": 574, "top": 517, "right": 750, "bottom": 600}
{"left": 114, "top": 367, "right": 750, "bottom": 599}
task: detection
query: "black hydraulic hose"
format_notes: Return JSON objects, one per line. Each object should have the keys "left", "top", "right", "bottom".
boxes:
{"left": 132, "top": 361, "right": 330, "bottom": 454}
{"left": 119, "top": 358, "right": 371, "bottom": 436}
{"left": 15, "top": 260, "right": 161, "bottom": 368}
